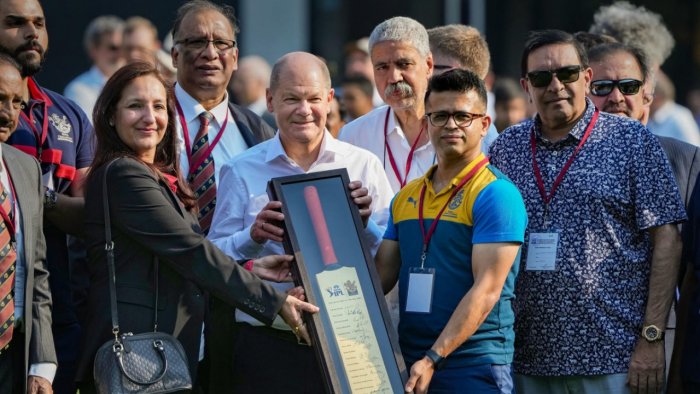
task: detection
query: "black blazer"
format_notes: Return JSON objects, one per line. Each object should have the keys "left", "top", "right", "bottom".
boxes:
{"left": 658, "top": 136, "right": 700, "bottom": 209}
{"left": 2, "top": 144, "right": 56, "bottom": 392}
{"left": 76, "top": 157, "right": 286, "bottom": 383}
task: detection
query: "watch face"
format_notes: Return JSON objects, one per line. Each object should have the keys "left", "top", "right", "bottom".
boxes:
{"left": 644, "top": 326, "right": 659, "bottom": 340}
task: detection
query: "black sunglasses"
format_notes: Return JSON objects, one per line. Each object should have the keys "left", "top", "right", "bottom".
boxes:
{"left": 527, "top": 65, "right": 582, "bottom": 88}
{"left": 590, "top": 79, "right": 643, "bottom": 96}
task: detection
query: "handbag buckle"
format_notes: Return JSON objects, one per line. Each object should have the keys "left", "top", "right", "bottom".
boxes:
{"left": 153, "top": 340, "right": 164, "bottom": 351}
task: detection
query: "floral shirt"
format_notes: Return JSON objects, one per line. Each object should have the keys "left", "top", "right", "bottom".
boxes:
{"left": 489, "top": 99, "right": 686, "bottom": 376}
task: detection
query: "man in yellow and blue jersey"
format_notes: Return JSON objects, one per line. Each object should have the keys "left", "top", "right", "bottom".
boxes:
{"left": 376, "top": 68, "right": 527, "bottom": 394}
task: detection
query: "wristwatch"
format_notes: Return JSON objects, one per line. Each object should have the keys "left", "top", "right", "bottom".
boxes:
{"left": 424, "top": 349, "right": 446, "bottom": 370}
{"left": 641, "top": 324, "right": 664, "bottom": 342}
{"left": 44, "top": 188, "right": 58, "bottom": 210}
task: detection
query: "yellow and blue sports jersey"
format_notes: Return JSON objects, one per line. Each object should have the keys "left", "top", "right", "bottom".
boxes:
{"left": 384, "top": 153, "right": 527, "bottom": 368}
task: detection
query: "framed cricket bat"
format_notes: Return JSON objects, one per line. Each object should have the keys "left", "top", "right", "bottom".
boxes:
{"left": 268, "top": 169, "right": 407, "bottom": 394}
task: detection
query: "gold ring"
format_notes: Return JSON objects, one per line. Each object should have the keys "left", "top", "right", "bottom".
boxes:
{"left": 294, "top": 325, "right": 300, "bottom": 334}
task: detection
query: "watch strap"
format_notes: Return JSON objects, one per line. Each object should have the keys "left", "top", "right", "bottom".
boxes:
{"left": 424, "top": 349, "right": 445, "bottom": 370}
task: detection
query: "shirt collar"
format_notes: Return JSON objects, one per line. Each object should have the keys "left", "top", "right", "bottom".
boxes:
{"left": 265, "top": 129, "right": 344, "bottom": 164}
{"left": 88, "top": 65, "right": 108, "bottom": 83}
{"left": 533, "top": 97, "right": 595, "bottom": 142}
{"left": 424, "top": 152, "right": 488, "bottom": 195}
{"left": 27, "top": 78, "right": 53, "bottom": 107}
{"left": 174, "top": 83, "right": 230, "bottom": 127}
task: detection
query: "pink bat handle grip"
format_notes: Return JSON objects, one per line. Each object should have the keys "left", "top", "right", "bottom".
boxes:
{"left": 304, "top": 185, "right": 338, "bottom": 266}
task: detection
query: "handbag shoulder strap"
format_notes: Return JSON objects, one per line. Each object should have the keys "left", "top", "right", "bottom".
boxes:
{"left": 103, "top": 158, "right": 162, "bottom": 338}
{"left": 102, "top": 159, "right": 120, "bottom": 338}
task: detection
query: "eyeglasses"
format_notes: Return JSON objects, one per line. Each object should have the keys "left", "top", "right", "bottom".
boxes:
{"left": 590, "top": 79, "right": 643, "bottom": 96}
{"left": 176, "top": 38, "right": 236, "bottom": 52}
{"left": 526, "top": 65, "right": 583, "bottom": 88}
{"left": 425, "top": 111, "right": 485, "bottom": 128}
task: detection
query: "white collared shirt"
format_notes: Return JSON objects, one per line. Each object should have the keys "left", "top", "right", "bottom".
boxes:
{"left": 339, "top": 105, "right": 436, "bottom": 193}
{"left": 0, "top": 146, "right": 56, "bottom": 382}
{"left": 63, "top": 65, "right": 107, "bottom": 119}
{"left": 175, "top": 84, "right": 248, "bottom": 181}
{"left": 208, "top": 130, "right": 393, "bottom": 329}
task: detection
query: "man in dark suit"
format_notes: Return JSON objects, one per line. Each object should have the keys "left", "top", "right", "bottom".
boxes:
{"left": 0, "top": 53, "right": 55, "bottom": 393}
{"left": 587, "top": 41, "right": 700, "bottom": 393}
{"left": 169, "top": 1, "right": 276, "bottom": 390}
{"left": 0, "top": 1, "right": 95, "bottom": 391}
{"left": 171, "top": 0, "right": 274, "bottom": 235}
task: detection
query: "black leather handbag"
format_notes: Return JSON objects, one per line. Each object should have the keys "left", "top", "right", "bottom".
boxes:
{"left": 93, "top": 160, "right": 193, "bottom": 393}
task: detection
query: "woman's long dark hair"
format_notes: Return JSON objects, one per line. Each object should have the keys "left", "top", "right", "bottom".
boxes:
{"left": 88, "top": 62, "right": 196, "bottom": 210}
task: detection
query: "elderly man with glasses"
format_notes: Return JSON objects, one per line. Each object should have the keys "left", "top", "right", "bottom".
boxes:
{"left": 489, "top": 29, "right": 685, "bottom": 394}
{"left": 169, "top": 0, "right": 276, "bottom": 390}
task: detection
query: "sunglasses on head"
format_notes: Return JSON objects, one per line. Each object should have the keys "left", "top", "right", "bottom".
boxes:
{"left": 526, "top": 65, "right": 582, "bottom": 88}
{"left": 590, "top": 79, "right": 643, "bottom": 96}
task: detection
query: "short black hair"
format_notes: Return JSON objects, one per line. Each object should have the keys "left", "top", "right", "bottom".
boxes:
{"left": 341, "top": 75, "right": 373, "bottom": 99}
{"left": 493, "top": 77, "right": 525, "bottom": 105}
{"left": 172, "top": 0, "right": 239, "bottom": 41}
{"left": 588, "top": 42, "right": 650, "bottom": 82}
{"left": 425, "top": 68, "right": 487, "bottom": 109}
{"left": 521, "top": 29, "right": 588, "bottom": 77}
{"left": 0, "top": 51, "right": 21, "bottom": 73}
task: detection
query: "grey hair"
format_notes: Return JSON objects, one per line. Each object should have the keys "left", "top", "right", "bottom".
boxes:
{"left": 83, "top": 15, "right": 124, "bottom": 52}
{"left": 368, "top": 16, "right": 430, "bottom": 58}
{"left": 589, "top": 1, "right": 674, "bottom": 66}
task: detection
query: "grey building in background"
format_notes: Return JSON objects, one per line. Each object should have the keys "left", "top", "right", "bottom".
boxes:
{"left": 40, "top": 0, "right": 700, "bottom": 105}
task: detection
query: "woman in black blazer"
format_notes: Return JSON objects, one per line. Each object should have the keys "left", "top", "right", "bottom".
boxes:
{"left": 76, "top": 62, "right": 317, "bottom": 392}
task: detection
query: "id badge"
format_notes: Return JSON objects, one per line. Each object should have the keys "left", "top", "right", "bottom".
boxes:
{"left": 525, "top": 231, "right": 559, "bottom": 271}
{"left": 406, "top": 267, "right": 435, "bottom": 313}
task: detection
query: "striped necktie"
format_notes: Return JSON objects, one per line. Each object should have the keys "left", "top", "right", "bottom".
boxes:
{"left": 0, "top": 180, "right": 16, "bottom": 354}
{"left": 189, "top": 112, "right": 217, "bottom": 234}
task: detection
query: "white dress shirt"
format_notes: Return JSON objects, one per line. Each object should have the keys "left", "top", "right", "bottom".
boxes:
{"left": 648, "top": 101, "right": 700, "bottom": 146}
{"left": 0, "top": 146, "right": 56, "bottom": 382}
{"left": 175, "top": 84, "right": 249, "bottom": 182}
{"left": 63, "top": 66, "right": 106, "bottom": 120}
{"left": 208, "top": 130, "right": 393, "bottom": 329}
{"left": 339, "top": 106, "right": 436, "bottom": 193}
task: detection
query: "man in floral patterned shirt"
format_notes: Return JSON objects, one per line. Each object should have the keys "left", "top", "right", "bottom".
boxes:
{"left": 489, "top": 29, "right": 686, "bottom": 394}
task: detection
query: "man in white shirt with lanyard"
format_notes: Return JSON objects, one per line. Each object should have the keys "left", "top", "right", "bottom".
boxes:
{"left": 338, "top": 16, "right": 434, "bottom": 328}
{"left": 0, "top": 53, "right": 55, "bottom": 394}
{"left": 171, "top": 0, "right": 275, "bottom": 235}
{"left": 339, "top": 16, "right": 434, "bottom": 194}
{"left": 169, "top": 0, "right": 275, "bottom": 389}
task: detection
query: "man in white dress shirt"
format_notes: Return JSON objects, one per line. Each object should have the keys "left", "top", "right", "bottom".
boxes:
{"left": 338, "top": 16, "right": 434, "bottom": 328}
{"left": 0, "top": 52, "right": 55, "bottom": 394}
{"left": 64, "top": 15, "right": 124, "bottom": 117}
{"left": 169, "top": 0, "right": 275, "bottom": 389}
{"left": 208, "top": 51, "right": 393, "bottom": 393}
{"left": 170, "top": 0, "right": 275, "bottom": 233}
{"left": 339, "top": 16, "right": 434, "bottom": 194}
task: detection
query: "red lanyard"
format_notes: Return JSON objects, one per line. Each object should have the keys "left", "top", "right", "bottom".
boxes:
{"left": 20, "top": 80, "right": 51, "bottom": 160}
{"left": 0, "top": 160, "right": 17, "bottom": 244}
{"left": 417, "top": 156, "right": 489, "bottom": 267}
{"left": 530, "top": 110, "right": 599, "bottom": 211}
{"left": 175, "top": 99, "right": 229, "bottom": 176}
{"left": 384, "top": 108, "right": 425, "bottom": 188}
